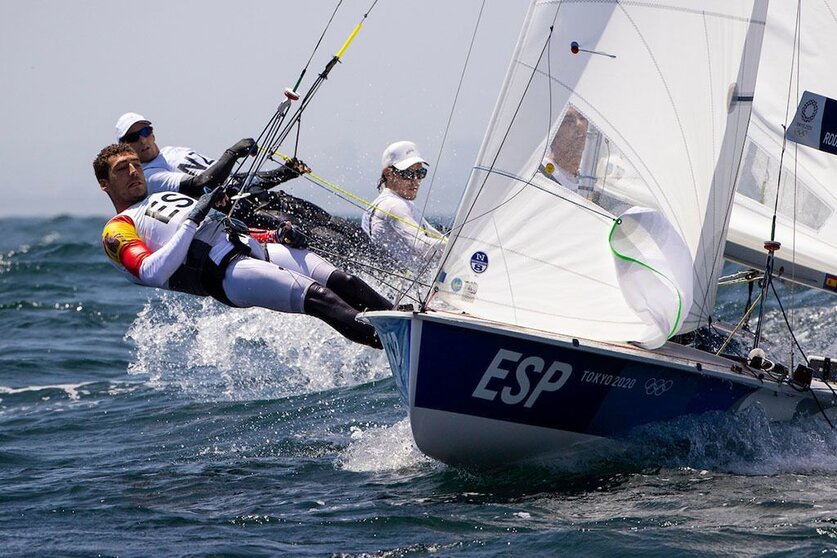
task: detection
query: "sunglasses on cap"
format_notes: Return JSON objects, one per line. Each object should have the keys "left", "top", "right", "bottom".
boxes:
{"left": 392, "top": 166, "right": 428, "bottom": 180}
{"left": 121, "top": 126, "right": 153, "bottom": 143}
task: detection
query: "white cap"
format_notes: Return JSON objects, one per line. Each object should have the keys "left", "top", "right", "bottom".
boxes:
{"left": 381, "top": 140, "right": 428, "bottom": 170}
{"left": 115, "top": 112, "right": 151, "bottom": 141}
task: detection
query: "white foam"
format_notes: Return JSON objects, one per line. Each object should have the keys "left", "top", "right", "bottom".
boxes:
{"left": 0, "top": 382, "right": 89, "bottom": 400}
{"left": 126, "top": 292, "right": 390, "bottom": 401}
{"left": 626, "top": 404, "right": 837, "bottom": 475}
{"left": 337, "top": 418, "right": 431, "bottom": 472}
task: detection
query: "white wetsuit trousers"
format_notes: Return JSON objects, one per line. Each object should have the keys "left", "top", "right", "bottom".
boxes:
{"left": 220, "top": 241, "right": 338, "bottom": 313}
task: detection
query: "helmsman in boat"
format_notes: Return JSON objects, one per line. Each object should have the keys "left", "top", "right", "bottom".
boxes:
{"left": 94, "top": 142, "right": 392, "bottom": 349}
{"left": 540, "top": 106, "right": 589, "bottom": 192}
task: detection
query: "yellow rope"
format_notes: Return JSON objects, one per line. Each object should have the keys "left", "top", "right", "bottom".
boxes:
{"left": 716, "top": 293, "right": 762, "bottom": 355}
{"left": 717, "top": 270, "right": 762, "bottom": 286}
{"left": 267, "top": 150, "right": 446, "bottom": 241}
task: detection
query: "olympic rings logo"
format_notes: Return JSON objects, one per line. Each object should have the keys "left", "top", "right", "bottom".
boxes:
{"left": 801, "top": 98, "right": 819, "bottom": 123}
{"left": 644, "top": 378, "right": 673, "bottom": 396}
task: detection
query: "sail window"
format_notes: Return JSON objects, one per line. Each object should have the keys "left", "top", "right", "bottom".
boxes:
{"left": 542, "top": 106, "right": 589, "bottom": 189}
{"left": 737, "top": 140, "right": 833, "bottom": 230}
{"left": 540, "top": 105, "right": 648, "bottom": 216}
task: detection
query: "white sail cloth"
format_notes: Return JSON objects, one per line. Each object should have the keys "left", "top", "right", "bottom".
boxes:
{"left": 609, "top": 207, "right": 694, "bottom": 349}
{"left": 728, "top": 1, "right": 837, "bottom": 291}
{"left": 432, "top": 0, "right": 767, "bottom": 347}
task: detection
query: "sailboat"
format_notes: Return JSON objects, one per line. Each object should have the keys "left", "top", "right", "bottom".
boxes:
{"left": 726, "top": 1, "right": 837, "bottom": 295}
{"left": 362, "top": 0, "right": 837, "bottom": 468}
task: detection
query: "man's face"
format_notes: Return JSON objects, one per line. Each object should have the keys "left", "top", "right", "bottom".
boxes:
{"left": 100, "top": 151, "right": 148, "bottom": 210}
{"left": 387, "top": 163, "right": 425, "bottom": 201}
{"left": 122, "top": 122, "right": 160, "bottom": 163}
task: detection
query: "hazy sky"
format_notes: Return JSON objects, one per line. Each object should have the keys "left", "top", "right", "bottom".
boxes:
{"left": 1, "top": 0, "right": 529, "bottom": 218}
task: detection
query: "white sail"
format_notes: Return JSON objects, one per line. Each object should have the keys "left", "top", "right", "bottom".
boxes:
{"left": 431, "top": 0, "right": 767, "bottom": 347}
{"left": 727, "top": 1, "right": 837, "bottom": 294}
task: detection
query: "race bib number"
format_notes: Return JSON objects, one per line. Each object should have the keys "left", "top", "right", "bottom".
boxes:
{"left": 145, "top": 192, "right": 195, "bottom": 224}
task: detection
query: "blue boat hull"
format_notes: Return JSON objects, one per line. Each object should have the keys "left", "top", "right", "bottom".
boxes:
{"left": 368, "top": 311, "right": 830, "bottom": 467}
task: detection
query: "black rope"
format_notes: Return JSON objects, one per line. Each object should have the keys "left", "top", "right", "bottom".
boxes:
{"left": 422, "top": 0, "right": 487, "bottom": 219}
{"left": 299, "top": 0, "right": 344, "bottom": 82}
{"left": 768, "top": 279, "right": 808, "bottom": 365}
{"left": 231, "top": 0, "right": 381, "bottom": 206}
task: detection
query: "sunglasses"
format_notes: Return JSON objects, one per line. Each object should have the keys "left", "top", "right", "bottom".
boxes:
{"left": 392, "top": 166, "right": 428, "bottom": 180}
{"left": 121, "top": 126, "right": 153, "bottom": 143}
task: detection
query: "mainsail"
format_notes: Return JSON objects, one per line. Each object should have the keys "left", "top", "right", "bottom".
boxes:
{"left": 727, "top": 1, "right": 837, "bottom": 294}
{"left": 431, "top": 1, "right": 767, "bottom": 347}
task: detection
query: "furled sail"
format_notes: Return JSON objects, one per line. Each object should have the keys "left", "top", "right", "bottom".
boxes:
{"left": 727, "top": 1, "right": 837, "bottom": 294}
{"left": 431, "top": 0, "right": 767, "bottom": 347}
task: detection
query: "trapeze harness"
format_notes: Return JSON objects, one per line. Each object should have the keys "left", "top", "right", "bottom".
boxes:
{"left": 168, "top": 217, "right": 252, "bottom": 306}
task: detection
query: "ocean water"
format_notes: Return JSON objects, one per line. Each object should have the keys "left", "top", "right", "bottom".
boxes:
{"left": 2, "top": 215, "right": 837, "bottom": 557}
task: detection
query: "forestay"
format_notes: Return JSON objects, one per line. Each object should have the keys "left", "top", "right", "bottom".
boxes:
{"left": 727, "top": 1, "right": 837, "bottom": 294}
{"left": 431, "top": 0, "right": 767, "bottom": 347}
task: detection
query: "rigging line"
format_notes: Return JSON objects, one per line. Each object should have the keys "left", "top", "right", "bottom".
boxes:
{"left": 718, "top": 269, "right": 761, "bottom": 285}
{"left": 749, "top": 0, "right": 802, "bottom": 354}
{"left": 268, "top": 150, "right": 445, "bottom": 239}
{"left": 306, "top": 245, "right": 432, "bottom": 293}
{"left": 490, "top": 13, "right": 563, "bottom": 319}
{"left": 429, "top": 19, "right": 559, "bottom": 296}
{"left": 399, "top": 0, "right": 487, "bottom": 307}
{"left": 230, "top": 0, "right": 381, "bottom": 214}
{"left": 270, "top": 0, "right": 379, "bottom": 148}
{"left": 392, "top": 241, "right": 446, "bottom": 308}
{"left": 787, "top": 0, "right": 803, "bottom": 368}
{"left": 267, "top": 0, "right": 381, "bottom": 157}
{"left": 473, "top": 165, "right": 614, "bottom": 220}
{"left": 768, "top": 279, "right": 808, "bottom": 365}
{"left": 420, "top": 0, "right": 487, "bottom": 233}
{"left": 293, "top": 115, "right": 302, "bottom": 159}
{"left": 294, "top": 0, "right": 345, "bottom": 91}
{"left": 807, "top": 385, "right": 836, "bottom": 429}
{"left": 715, "top": 292, "right": 761, "bottom": 355}
{"left": 228, "top": 0, "right": 348, "bottom": 193}
{"left": 497, "top": 10, "right": 557, "bottom": 319}
{"left": 772, "top": 0, "right": 802, "bottom": 232}
{"left": 229, "top": 101, "right": 290, "bottom": 183}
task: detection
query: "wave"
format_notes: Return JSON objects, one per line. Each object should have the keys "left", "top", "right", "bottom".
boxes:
{"left": 125, "top": 292, "right": 390, "bottom": 401}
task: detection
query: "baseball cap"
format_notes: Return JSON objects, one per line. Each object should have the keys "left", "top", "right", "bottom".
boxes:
{"left": 381, "top": 141, "right": 428, "bottom": 170}
{"left": 115, "top": 112, "right": 151, "bottom": 142}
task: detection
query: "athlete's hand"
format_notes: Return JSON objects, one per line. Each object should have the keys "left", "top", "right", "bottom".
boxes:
{"left": 285, "top": 157, "right": 310, "bottom": 176}
{"left": 187, "top": 185, "right": 225, "bottom": 225}
{"left": 275, "top": 221, "right": 308, "bottom": 249}
{"left": 258, "top": 157, "right": 309, "bottom": 186}
{"left": 226, "top": 138, "right": 257, "bottom": 158}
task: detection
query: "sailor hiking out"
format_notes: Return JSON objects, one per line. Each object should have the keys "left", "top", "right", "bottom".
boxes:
{"left": 95, "top": 143, "right": 391, "bottom": 349}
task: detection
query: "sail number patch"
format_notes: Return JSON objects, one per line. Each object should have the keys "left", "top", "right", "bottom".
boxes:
{"left": 472, "top": 348, "right": 572, "bottom": 408}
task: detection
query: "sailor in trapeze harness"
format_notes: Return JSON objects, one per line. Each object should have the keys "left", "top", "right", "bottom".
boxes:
{"left": 95, "top": 143, "right": 392, "bottom": 349}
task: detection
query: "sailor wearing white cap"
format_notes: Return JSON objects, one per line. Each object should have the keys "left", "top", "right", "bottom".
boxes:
{"left": 361, "top": 141, "right": 446, "bottom": 272}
